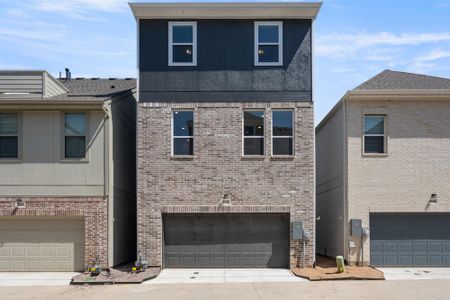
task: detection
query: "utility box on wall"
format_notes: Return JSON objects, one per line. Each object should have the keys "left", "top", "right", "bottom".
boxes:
{"left": 292, "top": 221, "right": 303, "bottom": 240}
{"left": 350, "top": 219, "right": 362, "bottom": 237}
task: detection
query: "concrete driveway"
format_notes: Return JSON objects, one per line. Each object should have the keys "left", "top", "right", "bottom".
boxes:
{"left": 379, "top": 268, "right": 450, "bottom": 280}
{"left": 0, "top": 272, "right": 79, "bottom": 286}
{"left": 147, "top": 268, "right": 306, "bottom": 284}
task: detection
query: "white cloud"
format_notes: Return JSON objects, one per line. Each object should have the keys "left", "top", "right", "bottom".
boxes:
{"left": 316, "top": 32, "right": 450, "bottom": 57}
{"left": 413, "top": 48, "right": 450, "bottom": 62}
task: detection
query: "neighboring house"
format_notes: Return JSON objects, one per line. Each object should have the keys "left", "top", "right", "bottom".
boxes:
{"left": 130, "top": 2, "right": 321, "bottom": 268}
{"left": 0, "top": 70, "right": 137, "bottom": 271}
{"left": 316, "top": 70, "right": 450, "bottom": 267}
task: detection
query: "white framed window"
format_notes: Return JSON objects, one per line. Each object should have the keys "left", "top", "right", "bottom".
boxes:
{"left": 254, "top": 21, "right": 283, "bottom": 66}
{"left": 363, "top": 115, "right": 386, "bottom": 154}
{"left": 64, "top": 113, "right": 87, "bottom": 159}
{"left": 272, "top": 110, "right": 294, "bottom": 156}
{"left": 243, "top": 110, "right": 265, "bottom": 156}
{"left": 0, "top": 113, "right": 19, "bottom": 159}
{"left": 168, "top": 22, "right": 197, "bottom": 66}
{"left": 172, "top": 110, "right": 194, "bottom": 156}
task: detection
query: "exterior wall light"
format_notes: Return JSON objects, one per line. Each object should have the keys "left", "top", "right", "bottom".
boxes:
{"left": 15, "top": 198, "right": 25, "bottom": 208}
{"left": 430, "top": 193, "right": 438, "bottom": 204}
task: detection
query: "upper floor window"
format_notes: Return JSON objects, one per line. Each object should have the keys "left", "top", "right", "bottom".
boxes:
{"left": 173, "top": 110, "right": 194, "bottom": 156}
{"left": 272, "top": 110, "right": 293, "bottom": 155}
{"left": 65, "top": 113, "right": 86, "bottom": 159}
{"left": 254, "top": 21, "right": 283, "bottom": 66}
{"left": 0, "top": 113, "right": 18, "bottom": 159}
{"left": 169, "top": 22, "right": 197, "bottom": 66}
{"left": 364, "top": 115, "right": 386, "bottom": 154}
{"left": 243, "top": 111, "right": 264, "bottom": 156}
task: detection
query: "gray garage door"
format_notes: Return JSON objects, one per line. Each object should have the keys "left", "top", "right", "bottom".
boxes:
{"left": 163, "top": 214, "right": 289, "bottom": 268}
{"left": 371, "top": 213, "right": 450, "bottom": 267}
{"left": 0, "top": 217, "right": 85, "bottom": 272}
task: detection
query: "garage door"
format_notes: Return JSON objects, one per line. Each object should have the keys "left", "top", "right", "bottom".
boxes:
{"left": 0, "top": 218, "right": 85, "bottom": 271}
{"left": 371, "top": 213, "right": 450, "bottom": 267}
{"left": 163, "top": 214, "right": 289, "bottom": 268}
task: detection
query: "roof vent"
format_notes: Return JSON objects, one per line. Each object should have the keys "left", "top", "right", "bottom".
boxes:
{"left": 91, "top": 78, "right": 100, "bottom": 80}
{"left": 108, "top": 78, "right": 117, "bottom": 80}
{"left": 75, "top": 77, "right": 85, "bottom": 80}
{"left": 125, "top": 78, "right": 133, "bottom": 80}
{"left": 111, "top": 85, "right": 116, "bottom": 89}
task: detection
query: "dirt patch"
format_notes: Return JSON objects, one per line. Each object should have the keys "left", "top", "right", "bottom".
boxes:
{"left": 292, "top": 256, "right": 384, "bottom": 281}
{"left": 71, "top": 263, "right": 160, "bottom": 285}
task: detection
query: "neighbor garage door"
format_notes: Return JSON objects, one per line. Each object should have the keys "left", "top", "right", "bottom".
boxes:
{"left": 163, "top": 214, "right": 289, "bottom": 268}
{"left": 0, "top": 218, "right": 85, "bottom": 271}
{"left": 370, "top": 213, "right": 450, "bottom": 267}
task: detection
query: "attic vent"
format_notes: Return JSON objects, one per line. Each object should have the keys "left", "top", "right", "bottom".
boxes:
{"left": 108, "top": 78, "right": 117, "bottom": 80}
{"left": 75, "top": 77, "right": 85, "bottom": 80}
{"left": 125, "top": 78, "right": 133, "bottom": 80}
{"left": 111, "top": 85, "right": 116, "bottom": 89}
{"left": 91, "top": 78, "right": 100, "bottom": 80}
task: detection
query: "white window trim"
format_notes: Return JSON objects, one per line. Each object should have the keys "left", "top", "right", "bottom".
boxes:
{"left": 168, "top": 21, "right": 197, "bottom": 67}
{"left": 363, "top": 115, "right": 386, "bottom": 154}
{"left": 242, "top": 109, "right": 265, "bottom": 156}
{"left": 172, "top": 110, "right": 194, "bottom": 156}
{"left": 63, "top": 112, "right": 88, "bottom": 160}
{"left": 0, "top": 112, "right": 20, "bottom": 160}
{"left": 271, "top": 110, "right": 294, "bottom": 156}
{"left": 254, "top": 21, "right": 283, "bottom": 66}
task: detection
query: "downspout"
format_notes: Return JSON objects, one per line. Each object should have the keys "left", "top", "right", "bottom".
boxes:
{"left": 342, "top": 96, "right": 348, "bottom": 262}
{"left": 311, "top": 17, "right": 316, "bottom": 267}
{"left": 102, "top": 100, "right": 114, "bottom": 268}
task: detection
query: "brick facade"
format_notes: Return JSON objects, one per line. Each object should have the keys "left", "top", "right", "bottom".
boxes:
{"left": 0, "top": 196, "right": 108, "bottom": 268}
{"left": 345, "top": 99, "right": 450, "bottom": 264}
{"left": 137, "top": 101, "right": 315, "bottom": 268}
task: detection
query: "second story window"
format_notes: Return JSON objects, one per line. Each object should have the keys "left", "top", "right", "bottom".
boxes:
{"left": 364, "top": 115, "right": 386, "bottom": 154}
{"left": 173, "top": 111, "right": 194, "bottom": 156}
{"left": 0, "top": 113, "right": 18, "bottom": 159}
{"left": 272, "top": 110, "right": 293, "bottom": 155}
{"left": 169, "top": 22, "right": 197, "bottom": 66}
{"left": 255, "top": 21, "right": 283, "bottom": 66}
{"left": 243, "top": 111, "right": 264, "bottom": 156}
{"left": 64, "top": 113, "right": 86, "bottom": 159}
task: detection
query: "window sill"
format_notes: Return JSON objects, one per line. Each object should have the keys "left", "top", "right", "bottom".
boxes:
{"left": 362, "top": 153, "right": 388, "bottom": 158}
{"left": 60, "top": 159, "right": 90, "bottom": 164}
{"left": 170, "top": 155, "right": 195, "bottom": 160}
{"left": 241, "top": 155, "right": 266, "bottom": 160}
{"left": 270, "top": 155, "right": 295, "bottom": 160}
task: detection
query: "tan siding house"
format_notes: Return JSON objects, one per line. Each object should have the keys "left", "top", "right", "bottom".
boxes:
{"left": 316, "top": 70, "right": 450, "bottom": 267}
{"left": 0, "top": 70, "right": 137, "bottom": 271}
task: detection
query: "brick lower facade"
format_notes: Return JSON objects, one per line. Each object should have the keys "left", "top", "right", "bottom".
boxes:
{"left": 137, "top": 101, "right": 315, "bottom": 269}
{"left": 0, "top": 197, "right": 108, "bottom": 268}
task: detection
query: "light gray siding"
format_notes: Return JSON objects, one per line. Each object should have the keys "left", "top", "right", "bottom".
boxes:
{"left": 0, "top": 74, "right": 43, "bottom": 98}
{"left": 316, "top": 102, "right": 345, "bottom": 258}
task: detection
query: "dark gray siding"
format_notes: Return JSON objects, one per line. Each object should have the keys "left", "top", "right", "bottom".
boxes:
{"left": 139, "top": 19, "right": 311, "bottom": 102}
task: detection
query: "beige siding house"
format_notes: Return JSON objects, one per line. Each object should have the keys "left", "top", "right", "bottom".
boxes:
{"left": 0, "top": 70, "right": 137, "bottom": 271}
{"left": 316, "top": 70, "right": 450, "bottom": 267}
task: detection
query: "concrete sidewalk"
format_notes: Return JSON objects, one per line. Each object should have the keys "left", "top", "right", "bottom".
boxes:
{"left": 0, "top": 272, "right": 78, "bottom": 286}
{"left": 147, "top": 268, "right": 306, "bottom": 284}
{"left": 380, "top": 268, "right": 450, "bottom": 280}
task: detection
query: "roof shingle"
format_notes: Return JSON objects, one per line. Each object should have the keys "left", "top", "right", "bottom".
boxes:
{"left": 354, "top": 70, "right": 450, "bottom": 90}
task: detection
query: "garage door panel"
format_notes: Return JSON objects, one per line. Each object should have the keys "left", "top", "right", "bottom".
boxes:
{"left": 0, "top": 218, "right": 84, "bottom": 272}
{"left": 163, "top": 214, "right": 289, "bottom": 268}
{"left": 371, "top": 213, "right": 450, "bottom": 267}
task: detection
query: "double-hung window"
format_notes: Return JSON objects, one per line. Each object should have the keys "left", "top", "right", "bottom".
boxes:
{"left": 254, "top": 21, "right": 283, "bottom": 66}
{"left": 243, "top": 111, "right": 264, "bottom": 155}
{"left": 168, "top": 22, "right": 197, "bottom": 66}
{"left": 272, "top": 110, "right": 294, "bottom": 155}
{"left": 363, "top": 115, "right": 386, "bottom": 154}
{"left": 64, "top": 113, "right": 86, "bottom": 159}
{"left": 173, "top": 111, "right": 194, "bottom": 156}
{"left": 0, "top": 113, "right": 18, "bottom": 158}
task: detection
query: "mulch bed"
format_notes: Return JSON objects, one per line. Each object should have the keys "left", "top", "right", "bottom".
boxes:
{"left": 71, "top": 263, "right": 160, "bottom": 285}
{"left": 292, "top": 256, "right": 385, "bottom": 281}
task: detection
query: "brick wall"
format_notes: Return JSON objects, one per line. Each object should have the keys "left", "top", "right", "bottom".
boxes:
{"left": 0, "top": 196, "right": 108, "bottom": 268}
{"left": 346, "top": 99, "right": 450, "bottom": 264}
{"left": 137, "top": 101, "right": 315, "bottom": 268}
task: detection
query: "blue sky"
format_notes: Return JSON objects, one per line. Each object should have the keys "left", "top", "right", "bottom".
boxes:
{"left": 0, "top": 0, "right": 449, "bottom": 123}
